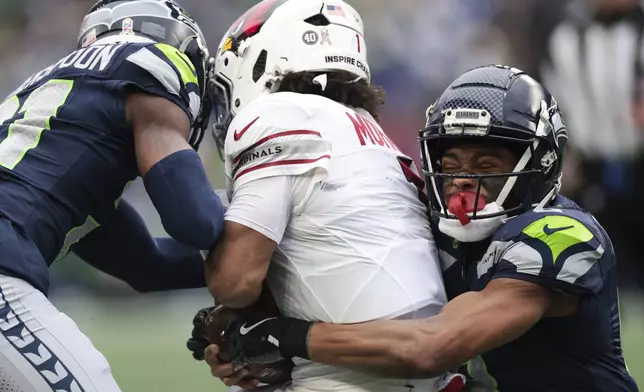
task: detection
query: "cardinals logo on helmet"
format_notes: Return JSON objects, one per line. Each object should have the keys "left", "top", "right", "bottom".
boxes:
{"left": 220, "top": 0, "right": 289, "bottom": 55}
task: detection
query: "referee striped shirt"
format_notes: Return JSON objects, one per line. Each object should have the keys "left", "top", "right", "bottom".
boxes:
{"left": 541, "top": 1, "right": 644, "bottom": 160}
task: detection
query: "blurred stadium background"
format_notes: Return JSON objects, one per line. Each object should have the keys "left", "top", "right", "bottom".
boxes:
{"left": 0, "top": 0, "right": 642, "bottom": 390}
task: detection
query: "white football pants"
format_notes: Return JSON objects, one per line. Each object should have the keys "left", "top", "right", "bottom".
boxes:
{"left": 0, "top": 275, "right": 121, "bottom": 392}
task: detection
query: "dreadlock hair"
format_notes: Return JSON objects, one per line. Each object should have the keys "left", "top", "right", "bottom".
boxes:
{"left": 270, "top": 70, "right": 386, "bottom": 122}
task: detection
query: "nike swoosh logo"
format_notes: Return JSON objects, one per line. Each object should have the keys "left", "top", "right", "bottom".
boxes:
{"left": 239, "top": 317, "right": 276, "bottom": 335}
{"left": 233, "top": 116, "right": 260, "bottom": 141}
{"left": 543, "top": 224, "right": 574, "bottom": 235}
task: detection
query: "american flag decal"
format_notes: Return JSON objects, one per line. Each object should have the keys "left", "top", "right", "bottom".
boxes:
{"left": 326, "top": 4, "right": 345, "bottom": 17}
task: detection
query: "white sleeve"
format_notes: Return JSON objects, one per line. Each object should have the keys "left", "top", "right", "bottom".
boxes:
{"left": 224, "top": 98, "right": 331, "bottom": 190}
{"left": 224, "top": 171, "right": 323, "bottom": 244}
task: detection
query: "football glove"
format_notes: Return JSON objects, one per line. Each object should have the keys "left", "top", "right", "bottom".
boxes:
{"left": 186, "top": 306, "right": 215, "bottom": 361}
{"left": 226, "top": 315, "right": 312, "bottom": 371}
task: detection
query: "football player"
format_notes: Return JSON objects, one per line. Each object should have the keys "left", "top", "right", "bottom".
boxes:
{"left": 202, "top": 66, "right": 639, "bottom": 391}
{"left": 0, "top": 0, "right": 224, "bottom": 390}
{"left": 187, "top": 0, "right": 454, "bottom": 391}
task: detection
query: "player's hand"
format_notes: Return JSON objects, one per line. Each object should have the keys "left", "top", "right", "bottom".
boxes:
{"left": 186, "top": 306, "right": 215, "bottom": 361}
{"left": 205, "top": 344, "right": 260, "bottom": 389}
{"left": 226, "top": 314, "right": 312, "bottom": 369}
{"left": 226, "top": 315, "right": 288, "bottom": 370}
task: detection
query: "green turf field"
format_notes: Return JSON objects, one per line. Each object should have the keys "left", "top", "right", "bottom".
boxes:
{"left": 620, "top": 295, "right": 644, "bottom": 385}
{"left": 53, "top": 291, "right": 224, "bottom": 391}
{"left": 52, "top": 291, "right": 644, "bottom": 391}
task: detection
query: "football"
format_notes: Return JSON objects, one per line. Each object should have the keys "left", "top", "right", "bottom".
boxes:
{"left": 204, "top": 290, "right": 294, "bottom": 385}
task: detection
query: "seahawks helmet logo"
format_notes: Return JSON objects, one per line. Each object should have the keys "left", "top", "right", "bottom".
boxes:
{"left": 536, "top": 99, "right": 568, "bottom": 148}
{"left": 166, "top": 1, "right": 201, "bottom": 35}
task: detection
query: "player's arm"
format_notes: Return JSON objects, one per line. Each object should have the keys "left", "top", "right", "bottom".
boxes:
{"left": 72, "top": 200, "right": 205, "bottom": 292}
{"left": 286, "top": 219, "right": 599, "bottom": 377}
{"left": 204, "top": 178, "right": 285, "bottom": 309}
{"left": 219, "top": 277, "right": 575, "bottom": 379}
{"left": 305, "top": 278, "right": 562, "bottom": 378}
{"left": 127, "top": 92, "right": 222, "bottom": 251}
{"left": 205, "top": 100, "right": 330, "bottom": 309}
{"left": 120, "top": 43, "right": 224, "bottom": 251}
{"left": 222, "top": 216, "right": 601, "bottom": 378}
{"left": 204, "top": 278, "right": 560, "bottom": 380}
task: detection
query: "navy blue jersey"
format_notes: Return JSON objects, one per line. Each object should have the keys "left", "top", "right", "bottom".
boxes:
{"left": 436, "top": 196, "right": 638, "bottom": 392}
{"left": 0, "top": 41, "right": 201, "bottom": 293}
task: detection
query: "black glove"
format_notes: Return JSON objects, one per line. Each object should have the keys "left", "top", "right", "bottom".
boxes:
{"left": 186, "top": 306, "right": 215, "bottom": 361}
{"left": 226, "top": 315, "right": 313, "bottom": 371}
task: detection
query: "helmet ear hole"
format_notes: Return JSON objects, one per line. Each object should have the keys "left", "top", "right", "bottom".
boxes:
{"left": 252, "top": 50, "right": 268, "bottom": 83}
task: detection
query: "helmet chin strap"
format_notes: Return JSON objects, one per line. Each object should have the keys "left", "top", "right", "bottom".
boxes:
{"left": 439, "top": 202, "right": 507, "bottom": 242}
{"left": 533, "top": 178, "right": 560, "bottom": 211}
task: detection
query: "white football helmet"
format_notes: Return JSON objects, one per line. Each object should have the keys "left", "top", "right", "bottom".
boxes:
{"left": 211, "top": 0, "right": 369, "bottom": 153}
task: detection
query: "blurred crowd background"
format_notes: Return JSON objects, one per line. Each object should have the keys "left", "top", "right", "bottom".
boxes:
{"left": 0, "top": 0, "right": 643, "bottom": 390}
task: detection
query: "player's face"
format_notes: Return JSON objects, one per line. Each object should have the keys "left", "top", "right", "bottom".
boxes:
{"left": 441, "top": 144, "right": 517, "bottom": 204}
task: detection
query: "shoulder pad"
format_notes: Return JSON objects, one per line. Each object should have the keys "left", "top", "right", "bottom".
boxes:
{"left": 119, "top": 43, "right": 200, "bottom": 121}
{"left": 124, "top": 43, "right": 198, "bottom": 90}
{"left": 224, "top": 97, "right": 332, "bottom": 188}
{"left": 488, "top": 208, "right": 608, "bottom": 295}
{"left": 494, "top": 207, "right": 602, "bottom": 243}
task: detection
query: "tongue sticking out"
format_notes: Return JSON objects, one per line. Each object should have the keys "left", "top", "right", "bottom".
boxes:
{"left": 447, "top": 192, "right": 487, "bottom": 226}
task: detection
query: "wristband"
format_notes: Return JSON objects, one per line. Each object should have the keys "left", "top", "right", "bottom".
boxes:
{"left": 280, "top": 318, "right": 313, "bottom": 360}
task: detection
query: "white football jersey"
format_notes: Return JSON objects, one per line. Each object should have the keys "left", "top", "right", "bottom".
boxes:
{"left": 224, "top": 92, "right": 446, "bottom": 391}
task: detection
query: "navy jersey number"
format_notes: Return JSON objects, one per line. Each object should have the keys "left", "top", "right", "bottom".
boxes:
{"left": 0, "top": 79, "right": 74, "bottom": 169}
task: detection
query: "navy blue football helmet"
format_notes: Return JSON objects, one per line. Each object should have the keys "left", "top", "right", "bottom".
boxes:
{"left": 78, "top": 0, "right": 214, "bottom": 150}
{"left": 419, "top": 65, "right": 568, "bottom": 241}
